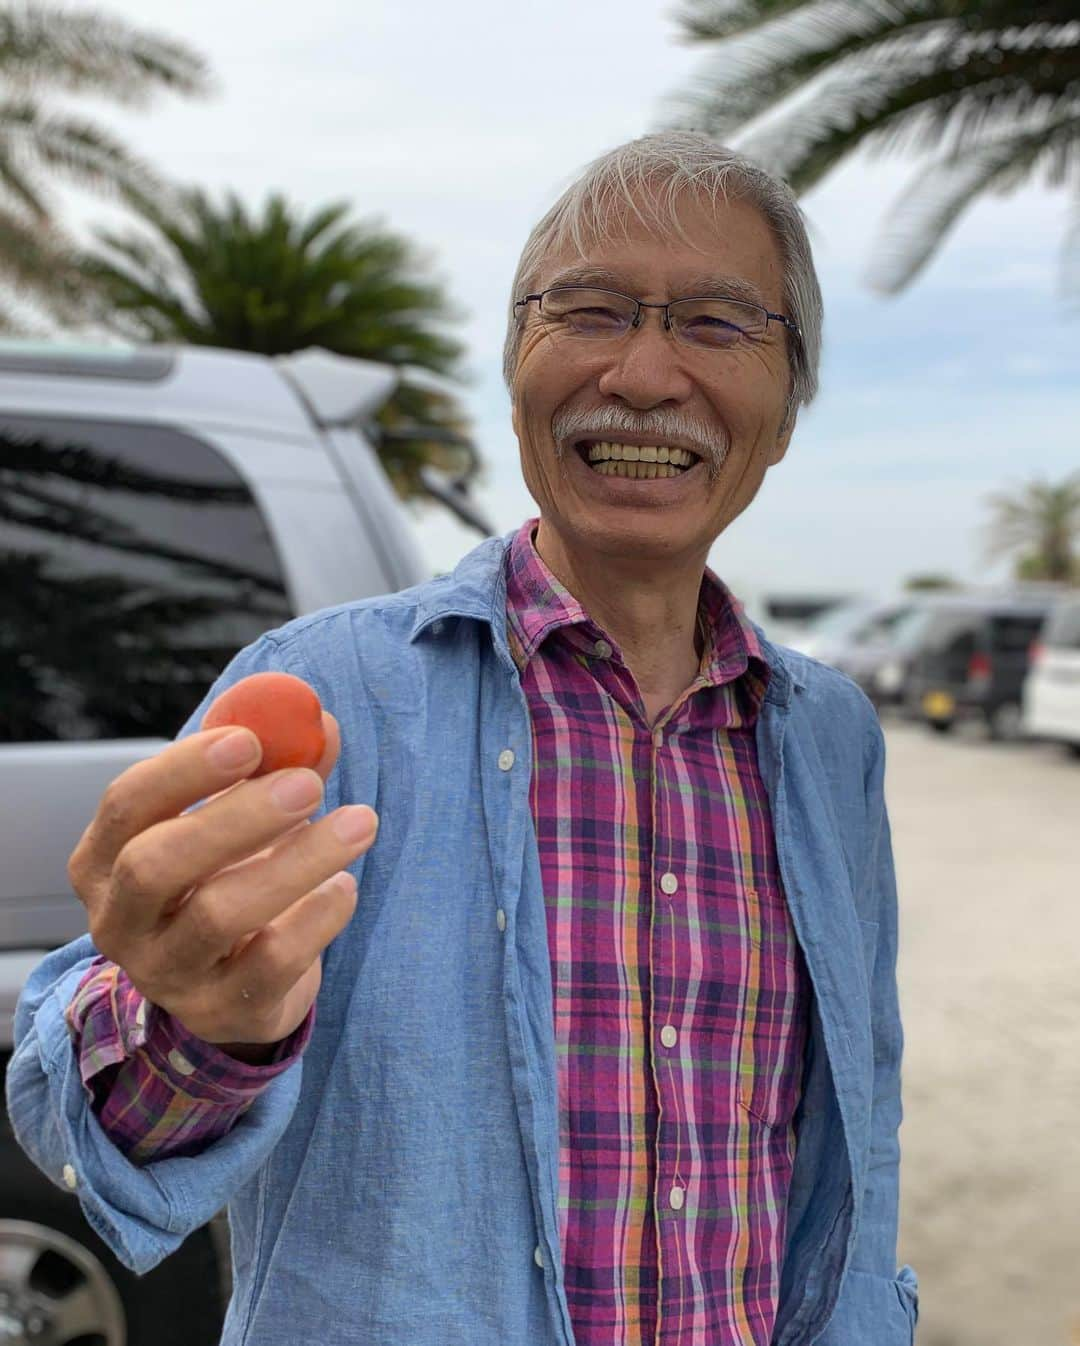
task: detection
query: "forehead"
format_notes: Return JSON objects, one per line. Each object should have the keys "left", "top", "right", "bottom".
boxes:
{"left": 537, "top": 190, "right": 786, "bottom": 310}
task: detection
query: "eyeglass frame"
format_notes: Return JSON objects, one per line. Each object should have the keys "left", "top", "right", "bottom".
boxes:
{"left": 513, "top": 285, "right": 802, "bottom": 347}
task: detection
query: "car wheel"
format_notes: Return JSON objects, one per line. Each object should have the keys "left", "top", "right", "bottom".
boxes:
{"left": 986, "top": 702, "right": 1023, "bottom": 742}
{"left": 0, "top": 1134, "right": 225, "bottom": 1346}
{"left": 1067, "top": 743, "right": 1080, "bottom": 760}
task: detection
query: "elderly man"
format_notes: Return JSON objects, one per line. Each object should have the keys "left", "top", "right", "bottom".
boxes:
{"left": 9, "top": 131, "right": 917, "bottom": 1345}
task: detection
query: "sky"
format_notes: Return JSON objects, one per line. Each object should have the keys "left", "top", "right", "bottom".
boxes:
{"left": 57, "top": 0, "right": 1079, "bottom": 603}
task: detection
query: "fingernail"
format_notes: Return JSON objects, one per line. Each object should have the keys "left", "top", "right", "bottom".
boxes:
{"left": 271, "top": 771, "right": 323, "bottom": 813}
{"left": 332, "top": 805, "right": 378, "bottom": 845}
{"left": 207, "top": 730, "right": 259, "bottom": 770}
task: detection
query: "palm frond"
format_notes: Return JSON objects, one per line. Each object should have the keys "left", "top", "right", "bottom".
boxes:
{"left": 662, "top": 1, "right": 953, "bottom": 135}
{"left": 0, "top": 201, "right": 70, "bottom": 289}
{"left": 733, "top": 30, "right": 1079, "bottom": 189}
{"left": 2, "top": 100, "right": 176, "bottom": 202}
{"left": 866, "top": 108, "right": 1080, "bottom": 291}
{"left": 0, "top": 106, "right": 49, "bottom": 216}
{"left": 0, "top": 2, "right": 212, "bottom": 104}
{"left": 671, "top": 0, "right": 916, "bottom": 46}
{"left": 77, "top": 222, "right": 209, "bottom": 340}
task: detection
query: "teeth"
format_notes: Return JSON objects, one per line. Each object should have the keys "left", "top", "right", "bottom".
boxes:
{"left": 585, "top": 441, "right": 696, "bottom": 468}
{"left": 592, "top": 461, "right": 680, "bottom": 479}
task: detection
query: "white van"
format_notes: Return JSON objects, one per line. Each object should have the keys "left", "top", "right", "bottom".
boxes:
{"left": 0, "top": 339, "right": 486, "bottom": 1345}
{"left": 1022, "top": 593, "right": 1080, "bottom": 756}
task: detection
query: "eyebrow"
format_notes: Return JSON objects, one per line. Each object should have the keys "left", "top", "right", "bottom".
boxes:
{"left": 542, "top": 264, "right": 772, "bottom": 310}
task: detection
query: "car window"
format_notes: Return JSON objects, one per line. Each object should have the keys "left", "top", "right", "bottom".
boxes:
{"left": 1, "top": 415, "right": 292, "bottom": 743}
{"left": 987, "top": 613, "right": 1047, "bottom": 654}
{"left": 1043, "top": 603, "right": 1080, "bottom": 650}
{"left": 851, "top": 605, "right": 914, "bottom": 646}
{"left": 911, "top": 610, "right": 977, "bottom": 656}
{"left": 890, "top": 606, "right": 941, "bottom": 650}
{"left": 801, "top": 601, "right": 876, "bottom": 641}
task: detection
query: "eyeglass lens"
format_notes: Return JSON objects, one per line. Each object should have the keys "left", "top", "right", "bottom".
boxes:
{"left": 538, "top": 287, "right": 767, "bottom": 347}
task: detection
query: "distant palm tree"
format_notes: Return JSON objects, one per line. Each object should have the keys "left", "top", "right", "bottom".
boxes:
{"left": 75, "top": 188, "right": 479, "bottom": 500}
{"left": 0, "top": 2, "right": 210, "bottom": 324}
{"left": 663, "top": 1, "right": 1080, "bottom": 298}
{"left": 982, "top": 470, "right": 1080, "bottom": 582}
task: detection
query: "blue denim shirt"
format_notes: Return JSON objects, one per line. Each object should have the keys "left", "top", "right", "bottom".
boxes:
{"left": 9, "top": 534, "right": 918, "bottom": 1345}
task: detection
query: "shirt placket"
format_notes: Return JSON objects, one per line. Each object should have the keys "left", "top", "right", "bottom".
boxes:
{"left": 645, "top": 684, "right": 706, "bottom": 1345}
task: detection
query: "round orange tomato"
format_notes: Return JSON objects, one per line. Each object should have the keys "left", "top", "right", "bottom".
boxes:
{"left": 202, "top": 672, "right": 326, "bottom": 776}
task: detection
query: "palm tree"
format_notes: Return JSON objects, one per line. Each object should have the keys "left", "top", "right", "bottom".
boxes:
{"left": 662, "top": 1, "right": 1080, "bottom": 298}
{"left": 0, "top": 2, "right": 210, "bottom": 324}
{"left": 981, "top": 470, "right": 1080, "bottom": 582}
{"left": 73, "top": 188, "right": 480, "bottom": 501}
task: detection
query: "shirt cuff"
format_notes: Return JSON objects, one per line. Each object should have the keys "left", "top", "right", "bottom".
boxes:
{"left": 66, "top": 957, "right": 316, "bottom": 1104}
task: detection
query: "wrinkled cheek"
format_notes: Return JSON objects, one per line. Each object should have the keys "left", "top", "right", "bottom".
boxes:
{"left": 514, "top": 399, "right": 563, "bottom": 510}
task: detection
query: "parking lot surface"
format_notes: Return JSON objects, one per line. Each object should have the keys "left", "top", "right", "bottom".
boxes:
{"left": 882, "top": 714, "right": 1080, "bottom": 1346}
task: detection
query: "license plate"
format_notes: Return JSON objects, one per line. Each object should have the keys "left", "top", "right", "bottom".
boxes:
{"left": 922, "top": 690, "right": 956, "bottom": 719}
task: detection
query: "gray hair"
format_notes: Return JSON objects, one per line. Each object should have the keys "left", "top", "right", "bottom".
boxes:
{"left": 502, "top": 131, "right": 823, "bottom": 419}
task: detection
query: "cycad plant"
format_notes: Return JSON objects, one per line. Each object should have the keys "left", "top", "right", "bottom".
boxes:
{"left": 663, "top": 1, "right": 1080, "bottom": 297}
{"left": 75, "top": 188, "right": 479, "bottom": 500}
{"left": 0, "top": 2, "right": 209, "bottom": 323}
{"left": 981, "top": 470, "right": 1080, "bottom": 582}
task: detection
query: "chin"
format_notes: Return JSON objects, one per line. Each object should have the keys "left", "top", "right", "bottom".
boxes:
{"left": 570, "top": 514, "right": 704, "bottom": 564}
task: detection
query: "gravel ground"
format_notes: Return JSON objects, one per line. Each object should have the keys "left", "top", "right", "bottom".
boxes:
{"left": 881, "top": 714, "right": 1080, "bottom": 1346}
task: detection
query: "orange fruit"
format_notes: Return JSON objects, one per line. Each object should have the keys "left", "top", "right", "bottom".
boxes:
{"left": 202, "top": 672, "right": 326, "bottom": 776}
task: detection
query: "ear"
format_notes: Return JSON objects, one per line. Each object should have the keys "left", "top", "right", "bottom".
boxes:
{"left": 768, "top": 391, "right": 797, "bottom": 466}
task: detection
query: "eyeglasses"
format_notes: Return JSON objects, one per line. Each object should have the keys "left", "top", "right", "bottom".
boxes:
{"left": 514, "top": 286, "right": 801, "bottom": 351}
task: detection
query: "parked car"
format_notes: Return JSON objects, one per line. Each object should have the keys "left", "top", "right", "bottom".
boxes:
{"left": 896, "top": 592, "right": 1059, "bottom": 740}
{"left": 734, "top": 589, "right": 854, "bottom": 650}
{"left": 786, "top": 595, "right": 923, "bottom": 707}
{"left": 0, "top": 339, "right": 488, "bottom": 1346}
{"left": 1021, "top": 592, "right": 1080, "bottom": 757}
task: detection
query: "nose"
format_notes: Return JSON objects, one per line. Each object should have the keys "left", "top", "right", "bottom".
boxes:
{"left": 595, "top": 307, "right": 695, "bottom": 409}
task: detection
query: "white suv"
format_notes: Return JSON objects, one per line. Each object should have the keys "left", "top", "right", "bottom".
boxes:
{"left": 1022, "top": 593, "right": 1080, "bottom": 757}
{"left": 0, "top": 339, "right": 484, "bottom": 1346}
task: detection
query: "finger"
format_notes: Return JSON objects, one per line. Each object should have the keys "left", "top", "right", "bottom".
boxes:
{"left": 70, "top": 725, "right": 265, "bottom": 900}
{"left": 215, "top": 868, "right": 360, "bottom": 1008}
{"left": 159, "top": 803, "right": 378, "bottom": 968}
{"left": 102, "top": 765, "right": 332, "bottom": 940}
{"left": 313, "top": 710, "right": 340, "bottom": 782}
{"left": 189, "top": 712, "right": 340, "bottom": 810}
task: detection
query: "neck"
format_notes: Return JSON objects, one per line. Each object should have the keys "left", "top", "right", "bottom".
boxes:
{"left": 533, "top": 519, "right": 706, "bottom": 714}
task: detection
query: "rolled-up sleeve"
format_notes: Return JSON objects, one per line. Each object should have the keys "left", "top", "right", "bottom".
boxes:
{"left": 6, "top": 936, "right": 306, "bottom": 1274}
{"left": 65, "top": 956, "right": 313, "bottom": 1164}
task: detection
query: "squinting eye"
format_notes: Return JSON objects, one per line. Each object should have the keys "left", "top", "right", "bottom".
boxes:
{"left": 680, "top": 316, "right": 747, "bottom": 346}
{"left": 567, "top": 307, "right": 624, "bottom": 326}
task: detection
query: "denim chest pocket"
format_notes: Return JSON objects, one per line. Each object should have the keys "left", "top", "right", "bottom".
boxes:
{"left": 735, "top": 884, "right": 809, "bottom": 1127}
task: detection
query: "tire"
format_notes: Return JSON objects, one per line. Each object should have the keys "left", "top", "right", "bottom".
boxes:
{"left": 986, "top": 702, "right": 1023, "bottom": 742}
{"left": 1067, "top": 743, "right": 1080, "bottom": 760}
{"left": 0, "top": 1130, "right": 225, "bottom": 1346}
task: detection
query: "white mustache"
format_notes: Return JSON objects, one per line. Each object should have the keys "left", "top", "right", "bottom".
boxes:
{"left": 550, "top": 405, "right": 727, "bottom": 478}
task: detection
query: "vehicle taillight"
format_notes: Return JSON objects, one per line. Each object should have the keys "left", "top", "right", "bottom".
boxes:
{"left": 967, "top": 652, "right": 992, "bottom": 683}
{"left": 1028, "top": 641, "right": 1046, "bottom": 668}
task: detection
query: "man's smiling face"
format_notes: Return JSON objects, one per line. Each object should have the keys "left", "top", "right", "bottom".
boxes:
{"left": 510, "top": 188, "right": 797, "bottom": 571}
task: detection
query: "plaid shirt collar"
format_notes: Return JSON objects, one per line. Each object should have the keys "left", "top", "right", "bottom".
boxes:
{"left": 504, "top": 518, "right": 771, "bottom": 707}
